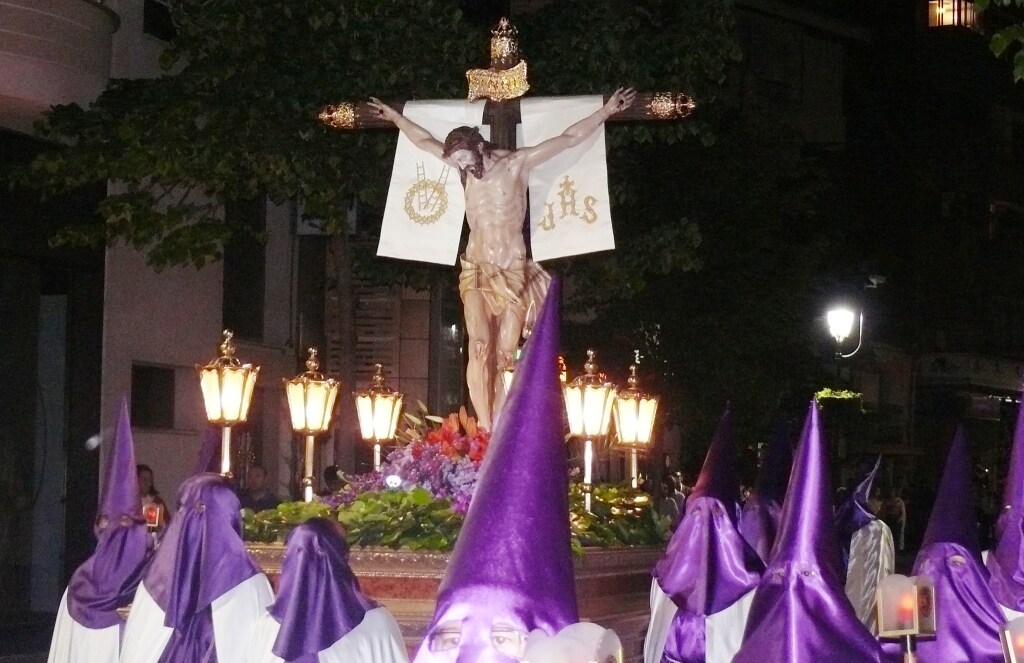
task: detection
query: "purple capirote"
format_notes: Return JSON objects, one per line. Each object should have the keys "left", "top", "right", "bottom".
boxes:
{"left": 192, "top": 426, "right": 221, "bottom": 475}
{"left": 738, "top": 419, "right": 794, "bottom": 564}
{"left": 913, "top": 425, "right": 1005, "bottom": 663}
{"left": 412, "top": 278, "right": 577, "bottom": 663}
{"left": 269, "top": 518, "right": 378, "bottom": 663}
{"left": 988, "top": 387, "right": 1024, "bottom": 611}
{"left": 654, "top": 406, "right": 764, "bottom": 662}
{"left": 834, "top": 456, "right": 881, "bottom": 568}
{"left": 733, "top": 401, "right": 883, "bottom": 663}
{"left": 67, "top": 397, "right": 151, "bottom": 629}
{"left": 142, "top": 473, "right": 260, "bottom": 663}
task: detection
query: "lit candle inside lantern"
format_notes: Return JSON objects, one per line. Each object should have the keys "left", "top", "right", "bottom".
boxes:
{"left": 898, "top": 593, "right": 916, "bottom": 630}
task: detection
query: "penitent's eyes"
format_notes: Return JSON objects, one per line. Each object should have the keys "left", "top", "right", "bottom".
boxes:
{"left": 429, "top": 627, "right": 462, "bottom": 652}
{"left": 490, "top": 626, "right": 527, "bottom": 657}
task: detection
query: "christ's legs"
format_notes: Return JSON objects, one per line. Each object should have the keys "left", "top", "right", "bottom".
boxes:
{"left": 490, "top": 302, "right": 527, "bottom": 426}
{"left": 462, "top": 289, "right": 496, "bottom": 430}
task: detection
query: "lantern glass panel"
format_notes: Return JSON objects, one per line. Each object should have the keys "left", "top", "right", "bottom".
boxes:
{"left": 322, "top": 384, "right": 339, "bottom": 431}
{"left": 355, "top": 394, "right": 375, "bottom": 440}
{"left": 219, "top": 367, "right": 248, "bottom": 423}
{"left": 1005, "top": 617, "right": 1024, "bottom": 662}
{"left": 564, "top": 385, "right": 584, "bottom": 436}
{"left": 878, "top": 574, "right": 917, "bottom": 636}
{"left": 614, "top": 395, "right": 640, "bottom": 443}
{"left": 637, "top": 397, "right": 658, "bottom": 444}
{"left": 304, "top": 382, "right": 330, "bottom": 433}
{"left": 199, "top": 369, "right": 223, "bottom": 421}
{"left": 286, "top": 381, "right": 307, "bottom": 430}
{"left": 239, "top": 366, "right": 258, "bottom": 421}
{"left": 388, "top": 395, "right": 404, "bottom": 441}
{"left": 372, "top": 394, "right": 396, "bottom": 439}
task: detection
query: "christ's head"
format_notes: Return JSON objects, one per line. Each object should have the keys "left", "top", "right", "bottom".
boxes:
{"left": 443, "top": 126, "right": 493, "bottom": 180}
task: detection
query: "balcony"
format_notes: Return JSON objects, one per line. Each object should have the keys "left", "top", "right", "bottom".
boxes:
{"left": 0, "top": 0, "right": 118, "bottom": 132}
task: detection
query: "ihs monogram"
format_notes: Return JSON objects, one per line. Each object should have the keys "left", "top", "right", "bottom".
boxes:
{"left": 538, "top": 175, "right": 598, "bottom": 231}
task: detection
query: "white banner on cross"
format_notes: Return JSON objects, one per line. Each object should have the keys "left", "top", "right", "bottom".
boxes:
{"left": 519, "top": 96, "right": 615, "bottom": 262}
{"left": 377, "top": 100, "right": 487, "bottom": 265}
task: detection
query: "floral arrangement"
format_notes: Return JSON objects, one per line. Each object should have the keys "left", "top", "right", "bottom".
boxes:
{"left": 242, "top": 405, "right": 669, "bottom": 551}
{"left": 340, "top": 407, "right": 489, "bottom": 514}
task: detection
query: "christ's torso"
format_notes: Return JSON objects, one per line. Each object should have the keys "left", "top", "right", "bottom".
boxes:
{"left": 463, "top": 151, "right": 528, "bottom": 269}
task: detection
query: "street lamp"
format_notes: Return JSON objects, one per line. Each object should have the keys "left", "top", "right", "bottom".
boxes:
{"left": 564, "top": 349, "right": 617, "bottom": 511}
{"left": 196, "top": 330, "right": 260, "bottom": 478}
{"left": 284, "top": 348, "right": 340, "bottom": 502}
{"left": 354, "top": 364, "right": 404, "bottom": 471}
{"left": 827, "top": 306, "right": 864, "bottom": 358}
{"left": 613, "top": 364, "right": 659, "bottom": 489}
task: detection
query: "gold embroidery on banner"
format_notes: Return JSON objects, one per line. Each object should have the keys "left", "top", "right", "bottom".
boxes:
{"left": 538, "top": 177, "right": 600, "bottom": 231}
{"left": 404, "top": 162, "right": 450, "bottom": 225}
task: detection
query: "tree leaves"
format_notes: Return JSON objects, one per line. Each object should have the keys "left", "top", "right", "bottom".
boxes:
{"left": 9, "top": 0, "right": 737, "bottom": 273}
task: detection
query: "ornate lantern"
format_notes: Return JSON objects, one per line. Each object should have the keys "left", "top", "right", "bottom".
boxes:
{"left": 196, "top": 330, "right": 259, "bottom": 477}
{"left": 613, "top": 364, "right": 659, "bottom": 489}
{"left": 354, "top": 364, "right": 404, "bottom": 470}
{"left": 284, "top": 348, "right": 340, "bottom": 502}
{"left": 563, "top": 349, "right": 617, "bottom": 511}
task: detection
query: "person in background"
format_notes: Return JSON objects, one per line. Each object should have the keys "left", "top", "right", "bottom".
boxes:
{"left": 881, "top": 486, "right": 907, "bottom": 551}
{"left": 240, "top": 465, "right": 281, "bottom": 512}
{"left": 672, "top": 472, "right": 686, "bottom": 514}
{"left": 320, "top": 465, "right": 344, "bottom": 495}
{"left": 137, "top": 463, "right": 170, "bottom": 524}
{"left": 658, "top": 476, "right": 681, "bottom": 529}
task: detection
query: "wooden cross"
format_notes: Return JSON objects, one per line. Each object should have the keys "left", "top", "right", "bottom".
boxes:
{"left": 318, "top": 18, "right": 696, "bottom": 153}
{"left": 318, "top": 17, "right": 695, "bottom": 447}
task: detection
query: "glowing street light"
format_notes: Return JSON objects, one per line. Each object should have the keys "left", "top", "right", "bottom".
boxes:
{"left": 827, "top": 306, "right": 864, "bottom": 358}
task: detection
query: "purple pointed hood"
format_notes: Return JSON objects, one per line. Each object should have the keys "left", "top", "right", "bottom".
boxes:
{"left": 733, "top": 401, "right": 883, "bottom": 663}
{"left": 192, "top": 427, "right": 221, "bottom": 475}
{"left": 67, "top": 397, "right": 151, "bottom": 629}
{"left": 412, "top": 278, "right": 576, "bottom": 663}
{"left": 915, "top": 425, "right": 1005, "bottom": 663}
{"left": 738, "top": 420, "right": 793, "bottom": 563}
{"left": 988, "top": 395, "right": 1024, "bottom": 611}
{"left": 835, "top": 456, "right": 881, "bottom": 563}
{"left": 141, "top": 473, "right": 260, "bottom": 662}
{"left": 653, "top": 407, "right": 764, "bottom": 662}
{"left": 270, "top": 518, "right": 378, "bottom": 662}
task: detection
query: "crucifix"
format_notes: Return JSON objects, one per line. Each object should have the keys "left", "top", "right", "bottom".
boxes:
{"left": 319, "top": 18, "right": 695, "bottom": 432}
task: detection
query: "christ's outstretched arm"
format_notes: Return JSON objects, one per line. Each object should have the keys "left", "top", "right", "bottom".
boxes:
{"left": 519, "top": 87, "right": 636, "bottom": 169}
{"left": 368, "top": 97, "right": 446, "bottom": 160}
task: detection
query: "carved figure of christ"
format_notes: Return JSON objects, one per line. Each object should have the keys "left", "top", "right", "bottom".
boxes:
{"left": 368, "top": 89, "right": 636, "bottom": 431}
